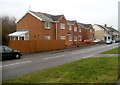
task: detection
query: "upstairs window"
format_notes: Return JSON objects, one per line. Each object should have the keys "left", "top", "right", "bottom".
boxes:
{"left": 74, "top": 27, "right": 77, "bottom": 31}
{"left": 60, "top": 23, "right": 65, "bottom": 29}
{"left": 45, "top": 36, "right": 51, "bottom": 40}
{"left": 45, "top": 22, "right": 50, "bottom": 29}
{"left": 69, "top": 25, "right": 72, "bottom": 30}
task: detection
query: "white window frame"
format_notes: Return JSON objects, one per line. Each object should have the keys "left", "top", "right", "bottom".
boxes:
{"left": 74, "top": 27, "right": 77, "bottom": 31}
{"left": 45, "top": 22, "right": 50, "bottom": 29}
{"left": 74, "top": 36, "right": 77, "bottom": 41}
{"left": 60, "top": 36, "right": 65, "bottom": 40}
{"left": 79, "top": 35, "right": 82, "bottom": 41}
{"left": 90, "top": 29, "right": 92, "bottom": 33}
{"left": 79, "top": 28, "right": 81, "bottom": 32}
{"left": 45, "top": 36, "right": 51, "bottom": 40}
{"left": 60, "top": 23, "right": 65, "bottom": 29}
{"left": 69, "top": 25, "right": 72, "bottom": 30}
{"left": 68, "top": 36, "right": 72, "bottom": 41}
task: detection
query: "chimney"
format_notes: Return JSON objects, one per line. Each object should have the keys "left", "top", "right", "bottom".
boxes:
{"left": 104, "top": 24, "right": 107, "bottom": 27}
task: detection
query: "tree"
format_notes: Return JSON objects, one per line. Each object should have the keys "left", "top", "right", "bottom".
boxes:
{"left": 1, "top": 16, "right": 16, "bottom": 45}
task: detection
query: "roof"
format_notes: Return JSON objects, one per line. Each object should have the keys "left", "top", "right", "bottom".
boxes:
{"left": 29, "top": 11, "right": 64, "bottom": 22}
{"left": 94, "top": 24, "right": 120, "bottom": 32}
{"left": 78, "top": 23, "right": 92, "bottom": 28}
{"left": 67, "top": 20, "right": 76, "bottom": 25}
{"left": 106, "top": 27, "right": 119, "bottom": 32}
{"left": 8, "top": 30, "right": 29, "bottom": 37}
{"left": 96, "top": 24, "right": 107, "bottom": 30}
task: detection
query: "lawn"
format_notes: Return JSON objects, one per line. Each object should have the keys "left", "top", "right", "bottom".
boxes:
{"left": 3, "top": 57, "right": 118, "bottom": 83}
{"left": 101, "top": 47, "right": 120, "bottom": 54}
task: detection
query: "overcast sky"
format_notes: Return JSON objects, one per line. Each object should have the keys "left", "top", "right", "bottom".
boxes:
{"left": 0, "top": 0, "right": 119, "bottom": 30}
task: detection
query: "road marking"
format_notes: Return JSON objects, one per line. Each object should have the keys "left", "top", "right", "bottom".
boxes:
{"left": 54, "top": 55, "right": 65, "bottom": 58}
{"left": 21, "top": 61, "right": 32, "bottom": 64}
{"left": 72, "top": 52, "right": 80, "bottom": 54}
{"left": 44, "top": 55, "right": 65, "bottom": 60}
{"left": 3, "top": 61, "right": 32, "bottom": 67}
{"left": 3, "top": 63, "right": 20, "bottom": 67}
{"left": 44, "top": 57, "right": 54, "bottom": 60}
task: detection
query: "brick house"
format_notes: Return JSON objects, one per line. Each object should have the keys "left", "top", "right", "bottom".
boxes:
{"left": 78, "top": 23, "right": 94, "bottom": 41}
{"left": 9, "top": 11, "right": 95, "bottom": 46}
{"left": 67, "top": 20, "right": 81, "bottom": 46}
{"left": 9, "top": 11, "right": 69, "bottom": 43}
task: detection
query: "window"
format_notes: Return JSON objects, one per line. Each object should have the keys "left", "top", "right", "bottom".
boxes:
{"left": 19, "top": 37, "right": 24, "bottom": 40}
{"left": 90, "top": 29, "right": 92, "bottom": 33}
{"left": 45, "top": 36, "right": 51, "bottom": 40}
{"left": 69, "top": 36, "right": 72, "bottom": 41}
{"left": 10, "top": 36, "right": 18, "bottom": 40}
{"left": 74, "top": 36, "right": 77, "bottom": 41}
{"left": 79, "top": 35, "right": 82, "bottom": 41}
{"left": 79, "top": 28, "right": 81, "bottom": 32}
{"left": 74, "top": 27, "right": 77, "bottom": 31}
{"left": 3, "top": 46, "right": 13, "bottom": 52}
{"left": 60, "top": 36, "right": 65, "bottom": 40}
{"left": 45, "top": 22, "right": 50, "bottom": 29}
{"left": 69, "top": 25, "right": 72, "bottom": 30}
{"left": 60, "top": 23, "right": 65, "bottom": 29}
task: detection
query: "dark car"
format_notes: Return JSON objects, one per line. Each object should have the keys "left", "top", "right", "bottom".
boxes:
{"left": 0, "top": 46, "right": 22, "bottom": 60}
{"left": 115, "top": 40, "right": 120, "bottom": 43}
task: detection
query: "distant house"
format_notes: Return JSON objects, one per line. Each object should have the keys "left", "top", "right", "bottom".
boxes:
{"left": 78, "top": 23, "right": 94, "bottom": 41}
{"left": 93, "top": 24, "right": 120, "bottom": 41}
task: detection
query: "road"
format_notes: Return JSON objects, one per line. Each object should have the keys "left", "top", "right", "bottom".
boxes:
{"left": 1, "top": 43, "right": 119, "bottom": 81}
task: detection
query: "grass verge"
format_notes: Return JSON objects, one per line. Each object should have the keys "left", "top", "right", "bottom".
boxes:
{"left": 101, "top": 47, "right": 120, "bottom": 54}
{"left": 3, "top": 57, "right": 118, "bottom": 83}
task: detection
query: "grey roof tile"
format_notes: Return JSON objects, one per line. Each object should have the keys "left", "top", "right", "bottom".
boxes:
{"left": 67, "top": 20, "right": 76, "bottom": 25}
{"left": 30, "top": 11, "right": 63, "bottom": 22}
{"left": 78, "top": 23, "right": 92, "bottom": 28}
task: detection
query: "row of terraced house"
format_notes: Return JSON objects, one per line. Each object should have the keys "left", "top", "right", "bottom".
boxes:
{"left": 8, "top": 11, "right": 95, "bottom": 47}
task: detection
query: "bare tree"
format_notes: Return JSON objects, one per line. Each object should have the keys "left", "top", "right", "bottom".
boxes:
{"left": 1, "top": 16, "right": 16, "bottom": 45}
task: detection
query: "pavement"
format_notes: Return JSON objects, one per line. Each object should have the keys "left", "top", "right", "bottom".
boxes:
{"left": 23, "top": 44, "right": 101, "bottom": 58}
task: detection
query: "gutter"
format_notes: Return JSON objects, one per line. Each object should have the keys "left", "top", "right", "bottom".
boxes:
{"left": 56, "top": 23, "right": 58, "bottom": 40}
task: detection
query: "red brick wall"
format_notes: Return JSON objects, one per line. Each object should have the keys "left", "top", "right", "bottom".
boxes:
{"left": 56, "top": 17, "right": 68, "bottom": 44}
{"left": 67, "top": 25, "right": 73, "bottom": 46}
{"left": 81, "top": 26, "right": 94, "bottom": 41}
{"left": 17, "top": 13, "right": 56, "bottom": 40}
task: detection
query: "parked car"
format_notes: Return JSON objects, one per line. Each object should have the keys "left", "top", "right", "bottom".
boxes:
{"left": 0, "top": 46, "right": 22, "bottom": 60}
{"left": 115, "top": 39, "right": 120, "bottom": 43}
{"left": 93, "top": 39, "right": 101, "bottom": 44}
{"left": 106, "top": 40, "right": 112, "bottom": 44}
{"left": 83, "top": 40, "right": 92, "bottom": 44}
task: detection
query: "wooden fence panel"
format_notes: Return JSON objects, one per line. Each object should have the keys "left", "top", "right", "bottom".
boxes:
{"left": 8, "top": 40, "right": 65, "bottom": 53}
